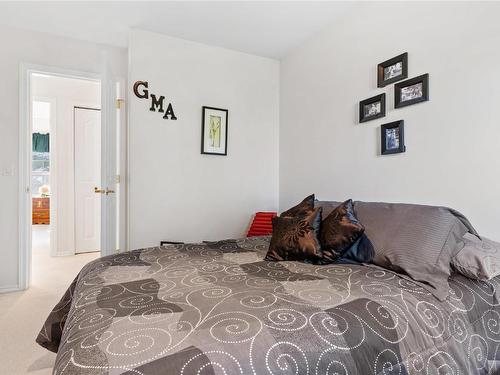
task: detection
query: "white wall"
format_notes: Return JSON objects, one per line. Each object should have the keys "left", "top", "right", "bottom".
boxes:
{"left": 280, "top": 2, "right": 500, "bottom": 241}
{"left": 0, "top": 25, "right": 126, "bottom": 292}
{"left": 128, "top": 30, "right": 279, "bottom": 247}
{"left": 31, "top": 75, "right": 101, "bottom": 256}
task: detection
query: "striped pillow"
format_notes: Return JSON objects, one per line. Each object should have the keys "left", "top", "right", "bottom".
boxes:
{"left": 354, "top": 202, "right": 477, "bottom": 301}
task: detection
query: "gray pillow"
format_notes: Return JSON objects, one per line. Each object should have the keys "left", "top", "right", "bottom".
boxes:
{"left": 452, "top": 233, "right": 500, "bottom": 280}
{"left": 354, "top": 201, "right": 478, "bottom": 301}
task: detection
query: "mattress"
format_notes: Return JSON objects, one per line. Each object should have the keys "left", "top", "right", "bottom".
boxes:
{"left": 37, "top": 236, "right": 500, "bottom": 374}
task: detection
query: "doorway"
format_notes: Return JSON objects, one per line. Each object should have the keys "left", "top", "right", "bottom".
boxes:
{"left": 20, "top": 63, "right": 125, "bottom": 290}
{"left": 29, "top": 72, "right": 102, "bottom": 286}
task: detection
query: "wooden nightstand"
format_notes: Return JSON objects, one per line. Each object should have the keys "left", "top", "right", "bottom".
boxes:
{"left": 33, "top": 197, "right": 50, "bottom": 225}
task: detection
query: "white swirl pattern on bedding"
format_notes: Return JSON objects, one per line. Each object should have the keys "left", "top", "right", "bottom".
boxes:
{"left": 37, "top": 236, "right": 500, "bottom": 374}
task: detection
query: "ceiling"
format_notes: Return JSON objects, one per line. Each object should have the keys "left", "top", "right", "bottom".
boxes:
{"left": 0, "top": 1, "right": 357, "bottom": 59}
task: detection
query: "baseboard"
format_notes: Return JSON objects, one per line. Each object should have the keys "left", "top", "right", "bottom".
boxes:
{"left": 54, "top": 251, "right": 75, "bottom": 257}
{"left": 0, "top": 284, "right": 22, "bottom": 294}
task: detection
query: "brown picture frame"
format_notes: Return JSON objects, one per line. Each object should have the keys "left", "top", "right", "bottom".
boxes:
{"left": 359, "top": 93, "right": 386, "bottom": 123}
{"left": 394, "top": 74, "right": 429, "bottom": 108}
{"left": 377, "top": 52, "right": 408, "bottom": 88}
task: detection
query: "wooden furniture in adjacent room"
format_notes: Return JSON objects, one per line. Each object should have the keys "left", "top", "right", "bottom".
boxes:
{"left": 32, "top": 197, "right": 50, "bottom": 225}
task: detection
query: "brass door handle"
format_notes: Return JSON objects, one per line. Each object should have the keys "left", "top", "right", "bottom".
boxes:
{"left": 94, "top": 187, "right": 105, "bottom": 194}
{"left": 105, "top": 189, "right": 115, "bottom": 195}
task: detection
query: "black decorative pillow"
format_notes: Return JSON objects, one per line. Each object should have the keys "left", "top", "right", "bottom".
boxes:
{"left": 281, "top": 194, "right": 315, "bottom": 217}
{"left": 320, "top": 199, "right": 365, "bottom": 263}
{"left": 265, "top": 207, "right": 323, "bottom": 263}
{"left": 342, "top": 234, "right": 375, "bottom": 263}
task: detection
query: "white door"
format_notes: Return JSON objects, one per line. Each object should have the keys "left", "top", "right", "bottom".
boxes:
{"left": 74, "top": 107, "right": 101, "bottom": 253}
{"left": 99, "top": 73, "right": 125, "bottom": 256}
{"left": 96, "top": 74, "right": 125, "bottom": 256}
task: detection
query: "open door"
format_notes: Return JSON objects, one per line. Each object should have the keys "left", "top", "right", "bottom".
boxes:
{"left": 98, "top": 71, "right": 126, "bottom": 257}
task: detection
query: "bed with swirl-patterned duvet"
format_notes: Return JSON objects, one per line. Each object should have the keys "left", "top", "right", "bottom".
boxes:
{"left": 37, "top": 236, "right": 500, "bottom": 375}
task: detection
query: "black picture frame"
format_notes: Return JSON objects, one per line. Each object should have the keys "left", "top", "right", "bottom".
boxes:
{"left": 359, "top": 93, "right": 386, "bottom": 123}
{"left": 377, "top": 52, "right": 408, "bottom": 87}
{"left": 201, "top": 106, "right": 228, "bottom": 155}
{"left": 395, "top": 74, "right": 429, "bottom": 108}
{"left": 381, "top": 120, "right": 406, "bottom": 155}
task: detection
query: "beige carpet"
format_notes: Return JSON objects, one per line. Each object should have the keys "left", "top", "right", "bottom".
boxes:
{"left": 0, "top": 226, "right": 99, "bottom": 375}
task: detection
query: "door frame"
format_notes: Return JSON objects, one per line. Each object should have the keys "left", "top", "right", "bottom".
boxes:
{"left": 19, "top": 63, "right": 123, "bottom": 290}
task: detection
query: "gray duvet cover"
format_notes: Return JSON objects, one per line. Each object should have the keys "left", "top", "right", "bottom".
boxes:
{"left": 38, "top": 236, "right": 500, "bottom": 374}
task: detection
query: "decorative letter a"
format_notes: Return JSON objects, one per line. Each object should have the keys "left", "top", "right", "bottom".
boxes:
{"left": 163, "top": 103, "right": 177, "bottom": 120}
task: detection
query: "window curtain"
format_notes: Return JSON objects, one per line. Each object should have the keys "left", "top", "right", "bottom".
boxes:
{"left": 33, "top": 133, "right": 50, "bottom": 152}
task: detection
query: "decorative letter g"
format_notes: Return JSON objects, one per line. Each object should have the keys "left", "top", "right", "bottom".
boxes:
{"left": 133, "top": 81, "right": 149, "bottom": 99}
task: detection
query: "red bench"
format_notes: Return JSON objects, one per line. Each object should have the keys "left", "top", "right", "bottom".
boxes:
{"left": 247, "top": 212, "right": 277, "bottom": 237}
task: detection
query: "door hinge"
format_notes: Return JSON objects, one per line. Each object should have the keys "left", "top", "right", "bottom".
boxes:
{"left": 116, "top": 99, "right": 125, "bottom": 109}
{"left": 115, "top": 174, "right": 121, "bottom": 183}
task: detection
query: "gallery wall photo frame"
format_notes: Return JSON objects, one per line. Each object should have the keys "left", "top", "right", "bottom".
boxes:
{"left": 359, "top": 93, "right": 386, "bottom": 123}
{"left": 201, "top": 106, "right": 228, "bottom": 155}
{"left": 377, "top": 52, "right": 408, "bottom": 87}
{"left": 381, "top": 120, "right": 406, "bottom": 155}
{"left": 395, "top": 73, "right": 429, "bottom": 108}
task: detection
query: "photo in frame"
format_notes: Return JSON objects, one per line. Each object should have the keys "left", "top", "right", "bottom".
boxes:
{"left": 395, "top": 74, "right": 429, "bottom": 108}
{"left": 359, "top": 93, "right": 386, "bottom": 123}
{"left": 381, "top": 120, "right": 406, "bottom": 155}
{"left": 201, "top": 106, "right": 228, "bottom": 155}
{"left": 377, "top": 52, "right": 408, "bottom": 87}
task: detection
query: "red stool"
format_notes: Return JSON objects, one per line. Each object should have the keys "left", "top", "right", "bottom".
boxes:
{"left": 247, "top": 212, "right": 277, "bottom": 237}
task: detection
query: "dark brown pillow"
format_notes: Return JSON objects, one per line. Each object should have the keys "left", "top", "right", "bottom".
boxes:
{"left": 280, "top": 194, "right": 315, "bottom": 217}
{"left": 320, "top": 199, "right": 365, "bottom": 263}
{"left": 314, "top": 200, "right": 342, "bottom": 219}
{"left": 265, "top": 207, "right": 323, "bottom": 263}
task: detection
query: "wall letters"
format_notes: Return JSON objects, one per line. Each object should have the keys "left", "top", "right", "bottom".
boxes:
{"left": 133, "top": 81, "right": 177, "bottom": 120}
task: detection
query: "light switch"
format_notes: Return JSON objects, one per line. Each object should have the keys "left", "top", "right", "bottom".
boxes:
{"left": 2, "top": 166, "right": 14, "bottom": 176}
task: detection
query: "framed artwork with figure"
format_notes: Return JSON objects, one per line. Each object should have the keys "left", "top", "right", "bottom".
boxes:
{"left": 395, "top": 74, "right": 429, "bottom": 108}
{"left": 381, "top": 120, "right": 406, "bottom": 155}
{"left": 359, "top": 93, "right": 386, "bottom": 123}
{"left": 201, "top": 106, "right": 228, "bottom": 155}
{"left": 377, "top": 52, "right": 408, "bottom": 87}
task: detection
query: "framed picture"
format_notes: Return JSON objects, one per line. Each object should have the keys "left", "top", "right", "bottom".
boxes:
{"left": 381, "top": 120, "right": 406, "bottom": 155}
{"left": 377, "top": 52, "right": 408, "bottom": 87}
{"left": 201, "top": 106, "right": 228, "bottom": 155}
{"left": 395, "top": 74, "right": 429, "bottom": 108}
{"left": 359, "top": 93, "right": 386, "bottom": 123}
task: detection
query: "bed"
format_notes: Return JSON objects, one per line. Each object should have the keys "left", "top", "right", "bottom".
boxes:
{"left": 37, "top": 235, "right": 500, "bottom": 374}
